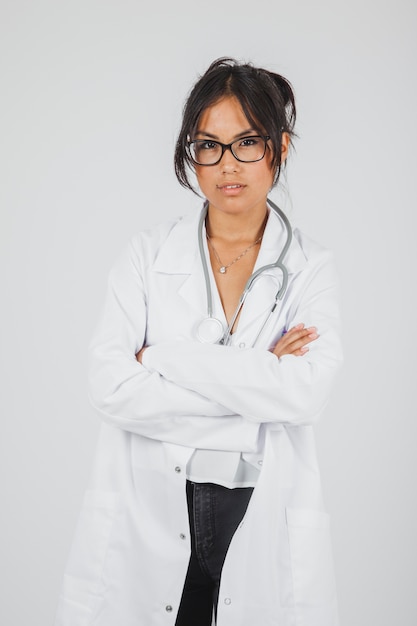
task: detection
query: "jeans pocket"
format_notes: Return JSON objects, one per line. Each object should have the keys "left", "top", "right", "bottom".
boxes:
{"left": 286, "top": 508, "right": 337, "bottom": 608}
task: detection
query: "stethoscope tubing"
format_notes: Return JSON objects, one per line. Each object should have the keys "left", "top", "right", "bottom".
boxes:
{"left": 197, "top": 197, "right": 292, "bottom": 346}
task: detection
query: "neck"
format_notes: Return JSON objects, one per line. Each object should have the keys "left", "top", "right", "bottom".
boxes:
{"left": 206, "top": 204, "right": 269, "bottom": 244}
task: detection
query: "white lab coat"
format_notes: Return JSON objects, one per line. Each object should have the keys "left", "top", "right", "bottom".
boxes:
{"left": 54, "top": 203, "right": 343, "bottom": 626}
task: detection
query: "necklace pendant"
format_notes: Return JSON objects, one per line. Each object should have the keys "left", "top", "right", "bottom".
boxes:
{"left": 219, "top": 266, "right": 227, "bottom": 274}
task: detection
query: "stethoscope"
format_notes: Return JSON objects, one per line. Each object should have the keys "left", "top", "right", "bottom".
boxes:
{"left": 196, "top": 197, "right": 292, "bottom": 346}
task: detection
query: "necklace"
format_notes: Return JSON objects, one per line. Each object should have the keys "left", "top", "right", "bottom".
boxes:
{"left": 206, "top": 232, "right": 263, "bottom": 274}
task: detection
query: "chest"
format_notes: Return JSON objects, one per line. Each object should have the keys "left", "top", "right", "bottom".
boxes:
{"left": 143, "top": 257, "right": 300, "bottom": 352}
{"left": 208, "top": 242, "right": 260, "bottom": 330}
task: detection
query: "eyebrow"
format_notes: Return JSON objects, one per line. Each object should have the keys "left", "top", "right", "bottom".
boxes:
{"left": 194, "top": 129, "right": 257, "bottom": 140}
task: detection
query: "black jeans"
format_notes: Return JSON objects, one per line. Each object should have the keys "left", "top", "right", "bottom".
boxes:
{"left": 175, "top": 481, "right": 253, "bottom": 626}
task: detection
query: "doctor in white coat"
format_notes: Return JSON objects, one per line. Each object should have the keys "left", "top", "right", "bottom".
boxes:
{"left": 54, "top": 57, "right": 343, "bottom": 626}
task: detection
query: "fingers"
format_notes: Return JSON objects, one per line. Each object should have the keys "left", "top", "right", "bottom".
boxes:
{"left": 272, "top": 324, "right": 319, "bottom": 358}
{"left": 136, "top": 346, "right": 148, "bottom": 364}
{"left": 294, "top": 326, "right": 319, "bottom": 354}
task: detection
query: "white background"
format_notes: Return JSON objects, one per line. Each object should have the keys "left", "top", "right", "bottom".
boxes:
{"left": 1, "top": 1, "right": 416, "bottom": 624}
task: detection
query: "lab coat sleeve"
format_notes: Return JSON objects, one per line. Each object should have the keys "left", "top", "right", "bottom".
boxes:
{"left": 142, "top": 248, "right": 343, "bottom": 426}
{"left": 88, "top": 239, "right": 260, "bottom": 451}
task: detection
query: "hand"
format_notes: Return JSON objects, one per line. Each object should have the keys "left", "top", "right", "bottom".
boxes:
{"left": 136, "top": 346, "right": 147, "bottom": 364}
{"left": 271, "top": 324, "right": 319, "bottom": 359}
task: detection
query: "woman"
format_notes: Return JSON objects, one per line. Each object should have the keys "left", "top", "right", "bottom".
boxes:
{"left": 55, "top": 58, "right": 343, "bottom": 626}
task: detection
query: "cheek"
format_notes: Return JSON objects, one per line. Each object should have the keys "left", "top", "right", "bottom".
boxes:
{"left": 265, "top": 151, "right": 276, "bottom": 177}
{"left": 254, "top": 162, "right": 275, "bottom": 188}
{"left": 195, "top": 167, "right": 213, "bottom": 191}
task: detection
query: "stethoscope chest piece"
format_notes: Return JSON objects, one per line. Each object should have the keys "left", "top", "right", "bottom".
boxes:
{"left": 196, "top": 317, "right": 224, "bottom": 344}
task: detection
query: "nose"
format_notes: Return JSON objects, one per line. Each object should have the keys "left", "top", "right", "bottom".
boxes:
{"left": 220, "top": 145, "right": 239, "bottom": 172}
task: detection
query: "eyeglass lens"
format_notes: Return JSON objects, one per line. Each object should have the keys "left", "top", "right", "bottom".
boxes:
{"left": 190, "top": 136, "right": 267, "bottom": 165}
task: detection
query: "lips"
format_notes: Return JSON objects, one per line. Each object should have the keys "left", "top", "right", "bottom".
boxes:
{"left": 217, "top": 183, "right": 245, "bottom": 190}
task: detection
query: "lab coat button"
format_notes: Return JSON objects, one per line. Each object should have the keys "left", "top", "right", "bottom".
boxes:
{"left": 239, "top": 342, "right": 246, "bottom": 349}
{"left": 258, "top": 460, "right": 263, "bottom": 466}
{"left": 224, "top": 597, "right": 231, "bottom": 605}
{"left": 180, "top": 533, "right": 186, "bottom": 540}
{"left": 165, "top": 605, "right": 173, "bottom": 612}
{"left": 174, "top": 466, "right": 181, "bottom": 473}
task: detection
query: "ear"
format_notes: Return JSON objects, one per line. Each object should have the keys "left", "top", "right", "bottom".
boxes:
{"left": 281, "top": 132, "right": 290, "bottom": 163}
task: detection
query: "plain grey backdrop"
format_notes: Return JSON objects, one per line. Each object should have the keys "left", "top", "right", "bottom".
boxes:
{"left": 1, "top": 0, "right": 416, "bottom": 624}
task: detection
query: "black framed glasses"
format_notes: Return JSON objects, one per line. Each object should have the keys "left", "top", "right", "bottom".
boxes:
{"left": 188, "top": 135, "right": 270, "bottom": 166}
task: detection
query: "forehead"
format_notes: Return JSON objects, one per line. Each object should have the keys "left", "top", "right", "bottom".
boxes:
{"left": 196, "top": 96, "right": 255, "bottom": 136}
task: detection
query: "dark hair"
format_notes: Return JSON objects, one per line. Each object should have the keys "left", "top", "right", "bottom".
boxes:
{"left": 174, "top": 57, "right": 297, "bottom": 193}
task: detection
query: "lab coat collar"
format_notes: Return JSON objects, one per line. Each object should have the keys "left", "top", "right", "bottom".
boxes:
{"left": 152, "top": 208, "right": 206, "bottom": 317}
{"left": 251, "top": 203, "right": 307, "bottom": 275}
{"left": 152, "top": 202, "right": 308, "bottom": 326}
{"left": 152, "top": 202, "right": 307, "bottom": 276}
{"left": 152, "top": 209, "right": 200, "bottom": 274}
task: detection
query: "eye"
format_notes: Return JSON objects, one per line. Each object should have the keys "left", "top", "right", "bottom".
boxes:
{"left": 198, "top": 140, "right": 219, "bottom": 151}
{"left": 239, "top": 136, "right": 261, "bottom": 147}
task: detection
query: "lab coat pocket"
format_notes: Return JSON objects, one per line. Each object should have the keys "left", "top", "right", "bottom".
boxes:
{"left": 286, "top": 508, "right": 336, "bottom": 608}
{"left": 56, "top": 491, "right": 119, "bottom": 625}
